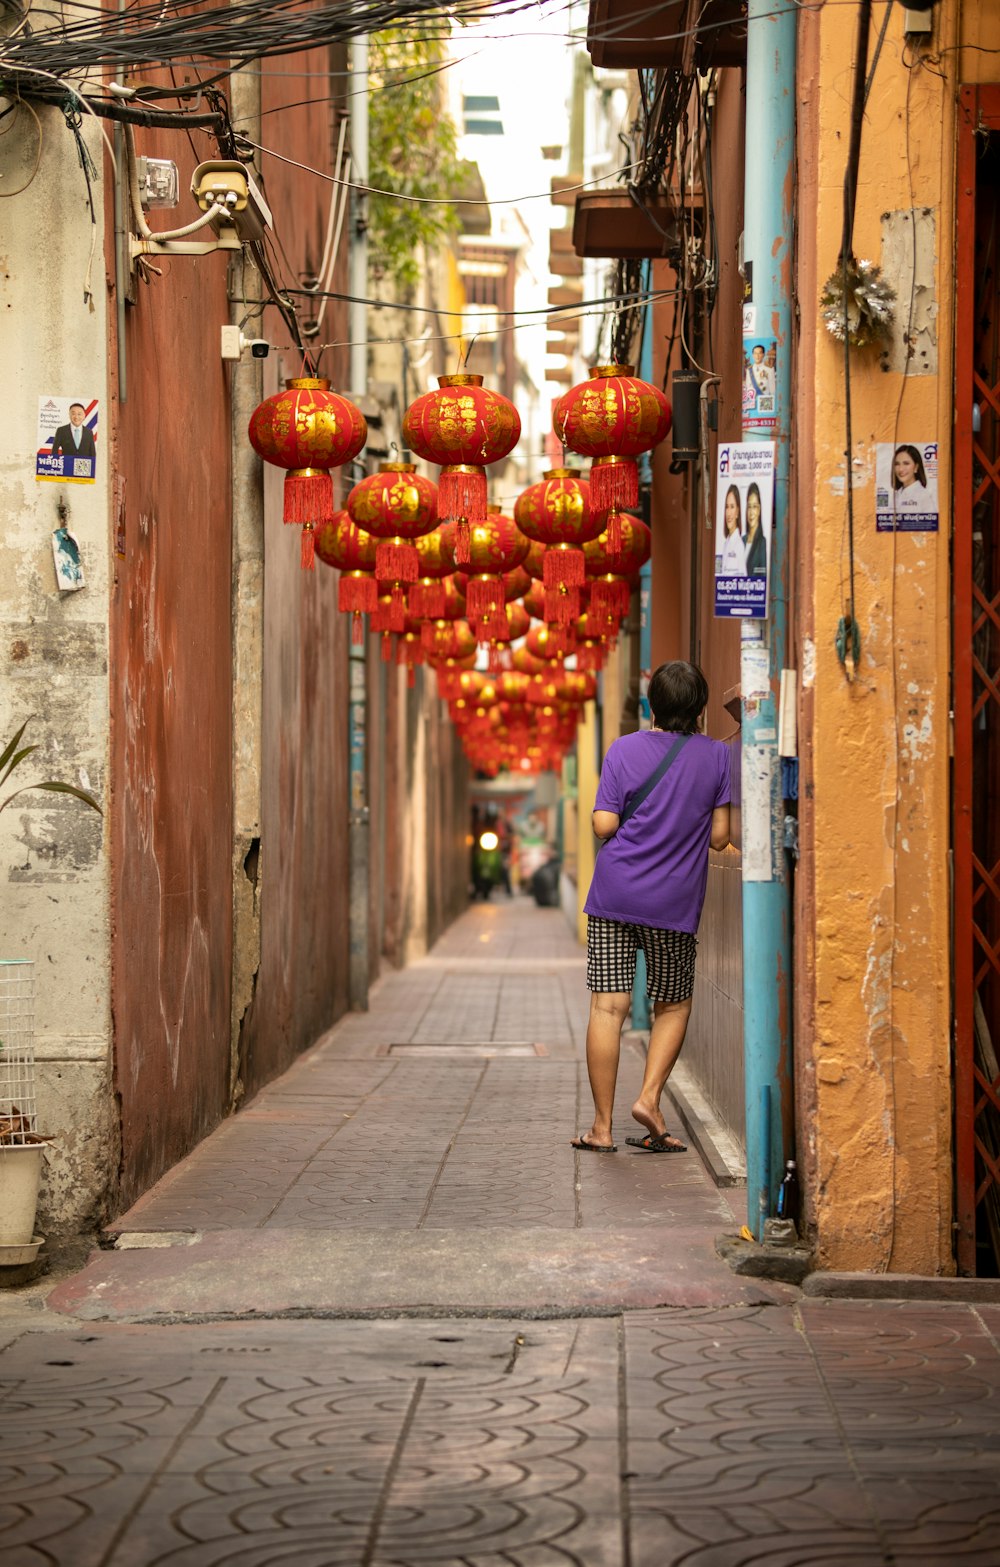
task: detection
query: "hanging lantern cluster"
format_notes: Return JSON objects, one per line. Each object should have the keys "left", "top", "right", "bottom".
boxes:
{"left": 249, "top": 361, "right": 668, "bottom": 780}
{"left": 249, "top": 378, "right": 367, "bottom": 569}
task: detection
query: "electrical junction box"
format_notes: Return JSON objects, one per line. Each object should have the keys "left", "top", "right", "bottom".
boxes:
{"left": 220, "top": 326, "right": 243, "bottom": 361}
{"left": 902, "top": 7, "right": 932, "bottom": 34}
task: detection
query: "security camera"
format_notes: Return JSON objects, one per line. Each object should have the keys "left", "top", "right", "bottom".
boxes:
{"left": 192, "top": 161, "right": 273, "bottom": 244}
{"left": 220, "top": 326, "right": 271, "bottom": 361}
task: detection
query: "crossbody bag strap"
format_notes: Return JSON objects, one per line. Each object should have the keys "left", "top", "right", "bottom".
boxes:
{"left": 618, "top": 733, "right": 691, "bottom": 830}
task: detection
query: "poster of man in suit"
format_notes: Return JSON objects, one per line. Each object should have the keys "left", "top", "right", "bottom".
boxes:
{"left": 36, "top": 396, "right": 99, "bottom": 482}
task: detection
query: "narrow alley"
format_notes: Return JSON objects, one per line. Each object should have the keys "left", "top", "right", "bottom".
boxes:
{"left": 2, "top": 900, "right": 998, "bottom": 1565}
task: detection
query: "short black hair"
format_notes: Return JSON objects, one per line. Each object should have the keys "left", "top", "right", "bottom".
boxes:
{"left": 648, "top": 661, "right": 708, "bottom": 734}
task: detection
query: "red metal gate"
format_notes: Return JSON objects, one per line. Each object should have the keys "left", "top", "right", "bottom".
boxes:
{"left": 955, "top": 85, "right": 1000, "bottom": 1275}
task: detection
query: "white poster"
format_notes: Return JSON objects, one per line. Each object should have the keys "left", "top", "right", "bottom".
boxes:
{"left": 714, "top": 442, "right": 776, "bottom": 620}
{"left": 875, "top": 441, "right": 938, "bottom": 532}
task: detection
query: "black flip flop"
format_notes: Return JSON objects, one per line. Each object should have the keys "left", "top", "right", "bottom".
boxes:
{"left": 571, "top": 1134, "right": 618, "bottom": 1152}
{"left": 625, "top": 1132, "right": 687, "bottom": 1153}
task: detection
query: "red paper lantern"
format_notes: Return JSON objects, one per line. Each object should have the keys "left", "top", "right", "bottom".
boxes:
{"left": 514, "top": 468, "right": 601, "bottom": 589}
{"left": 315, "top": 511, "right": 378, "bottom": 643}
{"left": 526, "top": 623, "right": 575, "bottom": 663}
{"left": 440, "top": 512, "right": 529, "bottom": 627}
{"left": 408, "top": 529, "right": 453, "bottom": 619}
{"left": 249, "top": 377, "right": 367, "bottom": 569}
{"left": 421, "top": 617, "right": 477, "bottom": 662}
{"left": 552, "top": 364, "right": 670, "bottom": 549}
{"left": 402, "top": 375, "right": 521, "bottom": 562}
{"left": 347, "top": 462, "right": 437, "bottom": 585}
{"left": 584, "top": 513, "right": 651, "bottom": 617}
{"left": 512, "top": 644, "right": 549, "bottom": 676}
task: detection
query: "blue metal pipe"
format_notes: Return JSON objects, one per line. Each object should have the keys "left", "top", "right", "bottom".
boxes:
{"left": 632, "top": 262, "right": 655, "bottom": 1033}
{"left": 741, "top": 0, "right": 796, "bottom": 1237}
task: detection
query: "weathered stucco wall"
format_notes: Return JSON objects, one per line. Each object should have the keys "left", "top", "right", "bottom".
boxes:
{"left": 793, "top": 2, "right": 994, "bottom": 1271}
{"left": 0, "top": 103, "right": 114, "bottom": 1235}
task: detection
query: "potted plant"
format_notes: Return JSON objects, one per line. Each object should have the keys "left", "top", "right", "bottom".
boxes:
{"left": 0, "top": 722, "right": 101, "bottom": 1263}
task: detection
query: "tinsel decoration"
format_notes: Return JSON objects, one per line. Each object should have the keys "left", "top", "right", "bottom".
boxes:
{"left": 820, "top": 257, "right": 896, "bottom": 349}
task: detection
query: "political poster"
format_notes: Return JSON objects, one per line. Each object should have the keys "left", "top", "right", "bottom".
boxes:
{"left": 36, "top": 395, "right": 99, "bottom": 483}
{"left": 875, "top": 440, "right": 938, "bottom": 532}
{"left": 714, "top": 441, "right": 775, "bottom": 620}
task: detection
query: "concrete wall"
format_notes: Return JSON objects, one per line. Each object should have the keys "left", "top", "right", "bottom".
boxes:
{"left": 793, "top": 2, "right": 1000, "bottom": 1271}
{"left": 0, "top": 101, "right": 114, "bottom": 1233}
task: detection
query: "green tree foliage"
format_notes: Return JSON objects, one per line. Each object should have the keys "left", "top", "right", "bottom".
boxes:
{"left": 368, "top": 29, "right": 463, "bottom": 291}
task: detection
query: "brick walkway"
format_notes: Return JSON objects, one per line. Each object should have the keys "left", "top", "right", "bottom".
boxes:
{"left": 2, "top": 898, "right": 999, "bottom": 1564}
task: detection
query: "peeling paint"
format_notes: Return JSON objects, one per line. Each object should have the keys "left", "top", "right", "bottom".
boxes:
{"left": 801, "top": 638, "right": 816, "bottom": 688}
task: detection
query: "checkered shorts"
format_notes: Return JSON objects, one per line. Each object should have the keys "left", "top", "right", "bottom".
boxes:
{"left": 586, "top": 916, "right": 698, "bottom": 1003}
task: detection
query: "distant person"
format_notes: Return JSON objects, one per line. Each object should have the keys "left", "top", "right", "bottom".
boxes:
{"left": 530, "top": 847, "right": 560, "bottom": 907}
{"left": 50, "top": 403, "right": 96, "bottom": 459}
{"left": 743, "top": 482, "right": 766, "bottom": 576}
{"left": 719, "top": 484, "right": 746, "bottom": 575}
{"left": 472, "top": 833, "right": 503, "bottom": 900}
{"left": 572, "top": 661, "right": 731, "bottom": 1154}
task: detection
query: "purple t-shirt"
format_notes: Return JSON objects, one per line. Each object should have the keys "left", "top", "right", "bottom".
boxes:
{"left": 584, "top": 730, "right": 731, "bottom": 933}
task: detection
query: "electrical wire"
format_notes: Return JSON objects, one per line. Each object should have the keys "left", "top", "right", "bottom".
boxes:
{"left": 0, "top": 95, "right": 42, "bottom": 196}
{"left": 236, "top": 138, "right": 647, "bottom": 207}
{"left": 0, "top": 0, "right": 839, "bottom": 88}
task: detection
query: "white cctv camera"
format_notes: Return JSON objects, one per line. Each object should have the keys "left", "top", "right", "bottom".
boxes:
{"left": 220, "top": 326, "right": 270, "bottom": 361}
{"left": 192, "top": 161, "right": 273, "bottom": 244}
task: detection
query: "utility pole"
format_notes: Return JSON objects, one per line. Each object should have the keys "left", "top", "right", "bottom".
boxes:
{"left": 740, "top": 0, "right": 796, "bottom": 1236}
{"left": 348, "top": 35, "right": 370, "bottom": 1010}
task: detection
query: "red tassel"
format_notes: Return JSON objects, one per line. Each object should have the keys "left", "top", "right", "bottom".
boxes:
{"left": 284, "top": 470, "right": 333, "bottom": 526}
{"left": 543, "top": 546, "right": 586, "bottom": 589}
{"left": 452, "top": 518, "right": 472, "bottom": 567}
{"left": 376, "top": 539, "right": 419, "bottom": 583}
{"left": 488, "top": 644, "right": 503, "bottom": 675}
{"left": 544, "top": 584, "right": 580, "bottom": 625}
{"left": 604, "top": 509, "right": 624, "bottom": 559}
{"left": 466, "top": 575, "right": 502, "bottom": 623}
{"left": 339, "top": 573, "right": 377, "bottom": 614}
{"left": 407, "top": 666, "right": 416, "bottom": 688}
{"left": 390, "top": 584, "right": 407, "bottom": 623}
{"left": 351, "top": 611, "right": 364, "bottom": 645}
{"left": 301, "top": 525, "right": 316, "bottom": 571}
{"left": 409, "top": 580, "right": 446, "bottom": 618}
{"left": 593, "top": 578, "right": 631, "bottom": 619}
{"left": 590, "top": 458, "right": 638, "bottom": 517}
{"left": 439, "top": 466, "right": 487, "bottom": 525}
{"left": 381, "top": 632, "right": 393, "bottom": 662}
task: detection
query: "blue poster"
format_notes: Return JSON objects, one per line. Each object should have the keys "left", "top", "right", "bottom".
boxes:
{"left": 714, "top": 441, "right": 775, "bottom": 620}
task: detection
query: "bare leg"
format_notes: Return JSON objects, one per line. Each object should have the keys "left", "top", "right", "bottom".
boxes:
{"left": 576, "top": 991, "right": 631, "bottom": 1147}
{"left": 631, "top": 997, "right": 693, "bottom": 1145}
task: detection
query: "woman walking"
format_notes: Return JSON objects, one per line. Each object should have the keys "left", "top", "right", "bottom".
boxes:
{"left": 572, "top": 661, "right": 731, "bottom": 1153}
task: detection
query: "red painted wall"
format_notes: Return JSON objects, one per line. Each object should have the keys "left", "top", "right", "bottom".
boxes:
{"left": 109, "top": 137, "right": 234, "bottom": 1207}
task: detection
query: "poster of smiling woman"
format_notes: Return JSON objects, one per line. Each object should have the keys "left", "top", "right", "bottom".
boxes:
{"left": 714, "top": 441, "right": 775, "bottom": 619}
{"left": 875, "top": 440, "right": 938, "bottom": 532}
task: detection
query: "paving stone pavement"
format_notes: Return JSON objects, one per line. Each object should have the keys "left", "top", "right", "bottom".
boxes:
{"left": 2, "top": 898, "right": 999, "bottom": 1565}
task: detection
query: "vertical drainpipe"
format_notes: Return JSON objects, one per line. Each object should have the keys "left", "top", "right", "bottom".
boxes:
{"left": 741, "top": 0, "right": 795, "bottom": 1237}
{"left": 348, "top": 36, "right": 370, "bottom": 1010}
{"left": 632, "top": 260, "right": 654, "bottom": 1032}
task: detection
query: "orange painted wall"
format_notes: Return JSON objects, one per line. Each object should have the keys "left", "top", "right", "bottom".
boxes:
{"left": 795, "top": 1, "right": 1000, "bottom": 1272}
